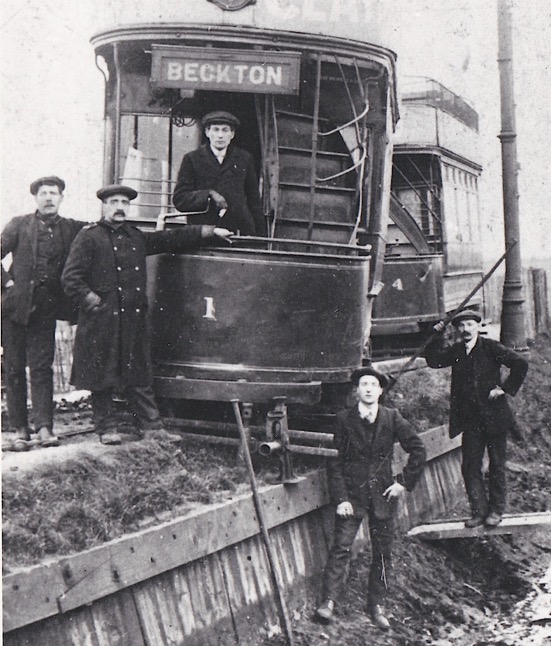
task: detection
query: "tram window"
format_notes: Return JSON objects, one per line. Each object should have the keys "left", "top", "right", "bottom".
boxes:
{"left": 119, "top": 114, "right": 201, "bottom": 219}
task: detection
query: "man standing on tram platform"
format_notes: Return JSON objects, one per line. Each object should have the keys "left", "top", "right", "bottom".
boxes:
{"left": 1, "top": 176, "right": 87, "bottom": 451}
{"left": 316, "top": 367, "right": 426, "bottom": 630}
{"left": 62, "top": 184, "right": 234, "bottom": 446}
{"left": 425, "top": 310, "right": 528, "bottom": 528}
{"left": 172, "top": 111, "right": 265, "bottom": 236}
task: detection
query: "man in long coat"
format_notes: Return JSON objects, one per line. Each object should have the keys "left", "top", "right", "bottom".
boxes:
{"left": 316, "top": 367, "right": 426, "bottom": 630}
{"left": 1, "top": 176, "right": 86, "bottom": 451}
{"left": 172, "top": 111, "right": 265, "bottom": 236}
{"left": 425, "top": 310, "right": 528, "bottom": 527}
{"left": 62, "top": 184, "right": 233, "bottom": 445}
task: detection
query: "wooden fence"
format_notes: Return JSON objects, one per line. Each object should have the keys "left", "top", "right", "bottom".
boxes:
{"left": 3, "top": 425, "right": 463, "bottom": 644}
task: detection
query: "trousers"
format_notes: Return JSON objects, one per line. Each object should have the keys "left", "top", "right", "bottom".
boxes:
{"left": 462, "top": 429, "right": 507, "bottom": 516}
{"left": 91, "top": 386, "right": 163, "bottom": 435}
{"left": 323, "top": 510, "right": 395, "bottom": 608}
{"left": 2, "top": 314, "right": 56, "bottom": 431}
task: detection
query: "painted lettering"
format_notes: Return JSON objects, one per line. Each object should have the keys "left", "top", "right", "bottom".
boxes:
{"left": 203, "top": 296, "right": 216, "bottom": 320}
{"left": 234, "top": 65, "right": 248, "bottom": 83}
{"left": 199, "top": 63, "right": 216, "bottom": 82}
{"left": 216, "top": 64, "right": 231, "bottom": 83}
{"left": 166, "top": 61, "right": 182, "bottom": 80}
{"left": 266, "top": 66, "right": 282, "bottom": 86}
{"left": 249, "top": 65, "right": 265, "bottom": 84}
{"left": 184, "top": 63, "right": 199, "bottom": 82}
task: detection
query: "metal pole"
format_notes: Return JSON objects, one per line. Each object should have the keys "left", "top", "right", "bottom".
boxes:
{"left": 231, "top": 400, "right": 296, "bottom": 646}
{"left": 386, "top": 244, "right": 515, "bottom": 393}
{"left": 497, "top": 0, "right": 527, "bottom": 349}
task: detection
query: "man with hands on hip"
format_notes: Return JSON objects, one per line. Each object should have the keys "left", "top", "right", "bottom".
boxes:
{"left": 316, "top": 367, "right": 426, "bottom": 630}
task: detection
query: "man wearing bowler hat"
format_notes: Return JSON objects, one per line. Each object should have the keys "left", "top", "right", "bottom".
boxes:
{"left": 173, "top": 111, "right": 265, "bottom": 236}
{"left": 62, "top": 184, "right": 233, "bottom": 445}
{"left": 316, "top": 367, "right": 426, "bottom": 629}
{"left": 425, "top": 310, "right": 528, "bottom": 528}
{"left": 1, "top": 176, "right": 87, "bottom": 451}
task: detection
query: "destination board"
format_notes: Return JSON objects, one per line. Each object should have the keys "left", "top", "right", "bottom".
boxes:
{"left": 151, "top": 45, "right": 300, "bottom": 94}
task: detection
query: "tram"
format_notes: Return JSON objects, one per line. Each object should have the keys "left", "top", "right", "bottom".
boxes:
{"left": 371, "top": 77, "right": 484, "bottom": 355}
{"left": 91, "top": 0, "right": 399, "bottom": 416}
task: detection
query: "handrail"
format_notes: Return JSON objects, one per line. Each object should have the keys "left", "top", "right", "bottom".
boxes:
{"left": 155, "top": 202, "right": 211, "bottom": 230}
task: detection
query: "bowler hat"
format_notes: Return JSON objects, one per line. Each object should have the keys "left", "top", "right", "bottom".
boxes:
{"left": 350, "top": 366, "right": 389, "bottom": 388}
{"left": 201, "top": 111, "right": 240, "bottom": 129}
{"left": 30, "top": 176, "right": 65, "bottom": 195}
{"left": 96, "top": 185, "right": 138, "bottom": 201}
{"left": 451, "top": 309, "right": 481, "bottom": 326}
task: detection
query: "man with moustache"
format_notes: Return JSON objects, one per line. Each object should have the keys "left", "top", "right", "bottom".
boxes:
{"left": 425, "top": 310, "right": 528, "bottom": 528}
{"left": 173, "top": 111, "right": 265, "bottom": 236}
{"left": 62, "top": 184, "right": 233, "bottom": 445}
{"left": 1, "top": 176, "right": 86, "bottom": 451}
{"left": 316, "top": 367, "right": 426, "bottom": 630}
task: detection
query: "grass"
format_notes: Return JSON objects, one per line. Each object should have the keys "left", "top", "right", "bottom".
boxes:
{"left": 2, "top": 441, "right": 246, "bottom": 572}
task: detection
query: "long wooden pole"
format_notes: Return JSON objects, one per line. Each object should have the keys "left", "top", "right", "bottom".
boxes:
{"left": 385, "top": 242, "right": 516, "bottom": 392}
{"left": 231, "top": 400, "right": 296, "bottom": 646}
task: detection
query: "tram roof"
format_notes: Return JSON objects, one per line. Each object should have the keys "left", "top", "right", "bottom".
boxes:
{"left": 90, "top": 0, "right": 395, "bottom": 53}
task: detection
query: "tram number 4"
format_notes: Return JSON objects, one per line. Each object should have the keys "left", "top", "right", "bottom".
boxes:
{"left": 203, "top": 296, "right": 217, "bottom": 320}
{"left": 392, "top": 278, "right": 404, "bottom": 291}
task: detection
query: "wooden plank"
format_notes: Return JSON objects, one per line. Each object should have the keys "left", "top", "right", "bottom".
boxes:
{"left": 3, "top": 471, "right": 329, "bottom": 633}
{"left": 394, "top": 425, "right": 460, "bottom": 472}
{"left": 407, "top": 512, "right": 551, "bottom": 540}
{"left": 3, "top": 426, "right": 461, "bottom": 634}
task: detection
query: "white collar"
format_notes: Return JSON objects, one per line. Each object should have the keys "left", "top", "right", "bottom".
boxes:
{"left": 358, "top": 402, "right": 378, "bottom": 422}
{"left": 210, "top": 145, "right": 227, "bottom": 161}
{"left": 465, "top": 337, "right": 478, "bottom": 354}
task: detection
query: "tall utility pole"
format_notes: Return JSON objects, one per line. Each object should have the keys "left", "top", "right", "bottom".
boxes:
{"left": 497, "top": 0, "right": 527, "bottom": 349}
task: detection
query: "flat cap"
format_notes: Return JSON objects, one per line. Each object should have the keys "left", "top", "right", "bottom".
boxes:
{"left": 96, "top": 184, "right": 138, "bottom": 201}
{"left": 201, "top": 111, "right": 240, "bottom": 129}
{"left": 350, "top": 366, "right": 389, "bottom": 388}
{"left": 30, "top": 176, "right": 65, "bottom": 195}
{"left": 451, "top": 309, "right": 481, "bottom": 326}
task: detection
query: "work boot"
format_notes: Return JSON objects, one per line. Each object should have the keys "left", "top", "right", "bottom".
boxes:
{"left": 484, "top": 512, "right": 503, "bottom": 527}
{"left": 11, "top": 428, "right": 32, "bottom": 452}
{"left": 99, "top": 431, "right": 122, "bottom": 446}
{"left": 464, "top": 514, "right": 486, "bottom": 528}
{"left": 37, "top": 427, "right": 60, "bottom": 448}
{"left": 369, "top": 605, "right": 390, "bottom": 631}
{"left": 315, "top": 599, "right": 335, "bottom": 622}
{"left": 142, "top": 428, "right": 181, "bottom": 443}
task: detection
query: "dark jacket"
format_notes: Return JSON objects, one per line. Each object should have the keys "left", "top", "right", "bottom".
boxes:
{"left": 1, "top": 213, "right": 86, "bottom": 324}
{"left": 173, "top": 144, "right": 264, "bottom": 236}
{"left": 424, "top": 335, "right": 528, "bottom": 439}
{"left": 327, "top": 405, "right": 426, "bottom": 519}
{"left": 61, "top": 221, "right": 218, "bottom": 391}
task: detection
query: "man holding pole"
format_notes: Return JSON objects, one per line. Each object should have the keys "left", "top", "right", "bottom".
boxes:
{"left": 425, "top": 310, "right": 528, "bottom": 528}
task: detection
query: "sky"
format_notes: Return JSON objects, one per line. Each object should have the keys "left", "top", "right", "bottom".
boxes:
{"left": 1, "top": 0, "right": 550, "bottom": 265}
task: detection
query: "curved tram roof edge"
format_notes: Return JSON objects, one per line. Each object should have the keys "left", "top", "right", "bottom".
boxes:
{"left": 90, "top": 23, "right": 400, "bottom": 124}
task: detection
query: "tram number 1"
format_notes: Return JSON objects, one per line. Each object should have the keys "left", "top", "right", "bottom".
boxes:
{"left": 203, "top": 296, "right": 216, "bottom": 320}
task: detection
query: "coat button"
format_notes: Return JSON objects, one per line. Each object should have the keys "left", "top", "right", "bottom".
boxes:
{"left": 135, "top": 267, "right": 139, "bottom": 271}
{"left": 113, "top": 246, "right": 118, "bottom": 251}
{"left": 121, "top": 308, "right": 125, "bottom": 312}
{"left": 118, "top": 287, "right": 122, "bottom": 291}
{"left": 136, "top": 287, "right": 141, "bottom": 291}
{"left": 135, "top": 308, "right": 140, "bottom": 313}
{"left": 117, "top": 266, "right": 122, "bottom": 271}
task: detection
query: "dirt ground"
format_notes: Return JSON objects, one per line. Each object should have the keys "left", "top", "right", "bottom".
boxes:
{"left": 2, "top": 334, "right": 551, "bottom": 644}
{"left": 263, "top": 332, "right": 551, "bottom": 645}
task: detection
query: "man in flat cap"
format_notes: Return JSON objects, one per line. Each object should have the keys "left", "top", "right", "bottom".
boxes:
{"left": 316, "top": 367, "right": 426, "bottom": 629}
{"left": 425, "top": 309, "right": 528, "bottom": 528}
{"left": 1, "top": 176, "right": 87, "bottom": 451}
{"left": 173, "top": 111, "right": 265, "bottom": 236}
{"left": 62, "top": 185, "right": 233, "bottom": 445}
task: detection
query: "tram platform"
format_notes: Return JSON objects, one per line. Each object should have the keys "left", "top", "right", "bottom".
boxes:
{"left": 407, "top": 512, "right": 551, "bottom": 541}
